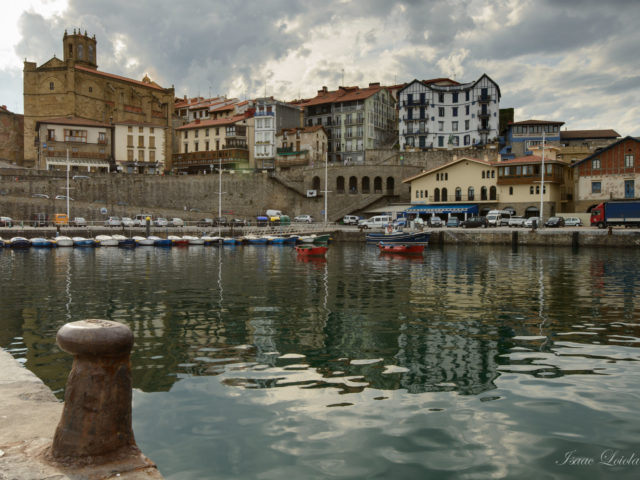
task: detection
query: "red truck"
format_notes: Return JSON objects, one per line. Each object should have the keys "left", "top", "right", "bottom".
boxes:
{"left": 590, "top": 201, "right": 640, "bottom": 228}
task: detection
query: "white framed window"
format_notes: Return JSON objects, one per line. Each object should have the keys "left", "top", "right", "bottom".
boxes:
{"left": 625, "top": 154, "right": 634, "bottom": 168}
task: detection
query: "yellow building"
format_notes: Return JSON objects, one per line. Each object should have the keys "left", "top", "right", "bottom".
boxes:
{"left": 23, "top": 29, "right": 174, "bottom": 170}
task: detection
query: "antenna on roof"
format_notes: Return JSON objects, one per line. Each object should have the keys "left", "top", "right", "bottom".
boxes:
{"left": 341, "top": 68, "right": 344, "bottom": 87}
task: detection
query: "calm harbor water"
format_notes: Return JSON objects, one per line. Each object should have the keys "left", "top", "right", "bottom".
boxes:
{"left": 2, "top": 243, "right": 640, "bottom": 479}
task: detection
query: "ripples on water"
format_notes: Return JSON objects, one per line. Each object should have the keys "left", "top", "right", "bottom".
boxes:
{"left": 2, "top": 244, "right": 640, "bottom": 479}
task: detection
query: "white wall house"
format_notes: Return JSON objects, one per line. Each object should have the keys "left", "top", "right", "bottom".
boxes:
{"left": 398, "top": 74, "right": 501, "bottom": 151}
{"left": 254, "top": 98, "right": 301, "bottom": 169}
{"left": 114, "top": 123, "right": 166, "bottom": 174}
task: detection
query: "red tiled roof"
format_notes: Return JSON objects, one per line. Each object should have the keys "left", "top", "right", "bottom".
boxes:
{"left": 75, "top": 65, "right": 168, "bottom": 91}
{"left": 210, "top": 103, "right": 236, "bottom": 113}
{"left": 36, "top": 116, "right": 111, "bottom": 128}
{"left": 175, "top": 112, "right": 249, "bottom": 130}
{"left": 498, "top": 155, "right": 562, "bottom": 165}
{"left": 560, "top": 129, "right": 620, "bottom": 139}
{"left": 299, "top": 84, "right": 388, "bottom": 108}
{"left": 277, "top": 125, "right": 325, "bottom": 136}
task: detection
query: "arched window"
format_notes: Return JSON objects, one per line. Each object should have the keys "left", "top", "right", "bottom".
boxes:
{"left": 362, "top": 176, "right": 370, "bottom": 193}
{"left": 312, "top": 176, "right": 321, "bottom": 191}
{"left": 415, "top": 189, "right": 420, "bottom": 199}
{"left": 481, "top": 186, "right": 488, "bottom": 200}
{"left": 386, "top": 177, "right": 395, "bottom": 194}
{"left": 442, "top": 188, "right": 448, "bottom": 201}
{"left": 509, "top": 186, "right": 513, "bottom": 195}
{"left": 491, "top": 170, "right": 495, "bottom": 178}
{"left": 468, "top": 187, "right": 475, "bottom": 201}
{"left": 482, "top": 171, "right": 485, "bottom": 179}
{"left": 77, "top": 44, "right": 84, "bottom": 59}
{"left": 455, "top": 187, "right": 462, "bottom": 201}
{"left": 374, "top": 176, "right": 383, "bottom": 193}
{"left": 434, "top": 188, "right": 440, "bottom": 202}
{"left": 349, "top": 176, "right": 358, "bottom": 193}
{"left": 489, "top": 186, "right": 497, "bottom": 200}
{"left": 337, "top": 176, "right": 345, "bottom": 194}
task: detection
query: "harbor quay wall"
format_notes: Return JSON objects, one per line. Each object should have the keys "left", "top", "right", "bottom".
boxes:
{"left": 0, "top": 165, "right": 418, "bottom": 224}
{"left": 333, "top": 227, "right": 640, "bottom": 248}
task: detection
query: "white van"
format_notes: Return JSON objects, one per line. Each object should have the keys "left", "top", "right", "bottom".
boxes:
{"left": 486, "top": 210, "right": 512, "bottom": 227}
{"left": 358, "top": 215, "right": 392, "bottom": 229}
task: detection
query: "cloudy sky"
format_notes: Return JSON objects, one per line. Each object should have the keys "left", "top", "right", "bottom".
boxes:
{"left": 2, "top": 0, "right": 639, "bottom": 135}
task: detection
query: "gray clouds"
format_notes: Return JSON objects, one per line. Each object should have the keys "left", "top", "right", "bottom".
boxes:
{"left": 8, "top": 0, "right": 640, "bottom": 135}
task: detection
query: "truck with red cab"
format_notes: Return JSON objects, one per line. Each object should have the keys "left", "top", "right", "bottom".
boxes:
{"left": 590, "top": 201, "right": 640, "bottom": 228}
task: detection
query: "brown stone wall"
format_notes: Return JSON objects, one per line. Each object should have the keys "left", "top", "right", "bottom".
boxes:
{"left": 0, "top": 110, "right": 24, "bottom": 165}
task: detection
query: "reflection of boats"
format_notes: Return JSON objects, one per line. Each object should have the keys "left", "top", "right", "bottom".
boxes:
{"left": 366, "top": 231, "right": 430, "bottom": 245}
{"left": 95, "top": 235, "right": 118, "bottom": 247}
{"left": 0, "top": 237, "right": 5, "bottom": 248}
{"left": 295, "top": 245, "right": 328, "bottom": 256}
{"left": 72, "top": 237, "right": 97, "bottom": 247}
{"left": 9, "top": 237, "right": 31, "bottom": 248}
{"left": 54, "top": 236, "right": 74, "bottom": 247}
{"left": 112, "top": 234, "right": 136, "bottom": 248}
{"left": 168, "top": 235, "right": 189, "bottom": 246}
{"left": 297, "top": 254, "right": 327, "bottom": 264}
{"left": 30, "top": 237, "right": 55, "bottom": 248}
{"left": 378, "top": 243, "right": 425, "bottom": 254}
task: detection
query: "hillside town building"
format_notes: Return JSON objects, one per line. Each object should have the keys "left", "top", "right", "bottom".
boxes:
{"left": 298, "top": 83, "right": 396, "bottom": 164}
{"left": 398, "top": 75, "right": 501, "bottom": 151}
{"left": 23, "top": 29, "right": 174, "bottom": 170}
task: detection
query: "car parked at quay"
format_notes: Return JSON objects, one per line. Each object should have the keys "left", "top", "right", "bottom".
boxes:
{"left": 428, "top": 216, "right": 443, "bottom": 227}
{"left": 169, "top": 218, "right": 184, "bottom": 227}
{"left": 0, "top": 216, "right": 13, "bottom": 227}
{"left": 197, "top": 218, "right": 214, "bottom": 227}
{"left": 231, "top": 218, "right": 247, "bottom": 227}
{"left": 508, "top": 216, "right": 526, "bottom": 227}
{"left": 105, "top": 216, "right": 122, "bottom": 227}
{"left": 545, "top": 216, "right": 565, "bottom": 228}
{"left": 121, "top": 217, "right": 134, "bottom": 227}
{"left": 564, "top": 217, "right": 583, "bottom": 227}
{"left": 461, "top": 216, "right": 488, "bottom": 228}
{"left": 294, "top": 214, "right": 313, "bottom": 223}
{"left": 343, "top": 215, "right": 362, "bottom": 225}
{"left": 524, "top": 217, "right": 541, "bottom": 228}
{"left": 72, "top": 217, "right": 87, "bottom": 227}
{"left": 155, "top": 217, "right": 169, "bottom": 227}
{"left": 446, "top": 217, "right": 460, "bottom": 228}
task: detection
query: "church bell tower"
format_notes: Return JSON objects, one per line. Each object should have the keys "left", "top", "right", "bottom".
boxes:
{"left": 63, "top": 29, "right": 98, "bottom": 69}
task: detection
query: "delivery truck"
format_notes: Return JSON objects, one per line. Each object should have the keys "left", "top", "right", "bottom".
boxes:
{"left": 590, "top": 201, "right": 640, "bottom": 228}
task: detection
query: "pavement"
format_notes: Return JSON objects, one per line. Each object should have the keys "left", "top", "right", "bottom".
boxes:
{"left": 0, "top": 348, "right": 164, "bottom": 480}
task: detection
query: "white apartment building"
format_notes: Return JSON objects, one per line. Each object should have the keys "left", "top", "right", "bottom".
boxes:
{"left": 398, "top": 74, "right": 501, "bottom": 151}
{"left": 254, "top": 98, "right": 301, "bottom": 169}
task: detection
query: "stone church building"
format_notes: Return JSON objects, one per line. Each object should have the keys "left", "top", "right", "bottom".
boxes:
{"left": 23, "top": 30, "right": 174, "bottom": 171}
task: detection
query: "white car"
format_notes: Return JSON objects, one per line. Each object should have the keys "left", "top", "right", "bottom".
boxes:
{"left": 55, "top": 195, "right": 74, "bottom": 201}
{"left": 508, "top": 216, "right": 526, "bottom": 227}
{"left": 294, "top": 215, "right": 313, "bottom": 223}
{"left": 155, "top": 217, "right": 169, "bottom": 227}
{"left": 121, "top": 217, "right": 134, "bottom": 227}
{"left": 72, "top": 217, "right": 87, "bottom": 227}
{"left": 564, "top": 217, "right": 583, "bottom": 227}
{"left": 170, "top": 218, "right": 184, "bottom": 227}
{"left": 343, "top": 215, "right": 361, "bottom": 225}
{"left": 524, "top": 217, "right": 541, "bottom": 228}
{"left": 104, "top": 216, "right": 122, "bottom": 227}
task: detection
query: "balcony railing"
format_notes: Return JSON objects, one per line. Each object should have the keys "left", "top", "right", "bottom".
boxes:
{"left": 478, "top": 110, "right": 490, "bottom": 118}
{"left": 254, "top": 111, "right": 275, "bottom": 117}
{"left": 478, "top": 94, "right": 491, "bottom": 103}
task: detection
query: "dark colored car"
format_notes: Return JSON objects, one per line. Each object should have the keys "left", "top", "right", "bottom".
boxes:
{"left": 213, "top": 217, "right": 228, "bottom": 226}
{"left": 545, "top": 216, "right": 565, "bottom": 228}
{"left": 197, "top": 218, "right": 214, "bottom": 227}
{"left": 446, "top": 217, "right": 460, "bottom": 228}
{"left": 461, "top": 216, "right": 488, "bottom": 228}
{"left": 231, "top": 218, "right": 247, "bottom": 227}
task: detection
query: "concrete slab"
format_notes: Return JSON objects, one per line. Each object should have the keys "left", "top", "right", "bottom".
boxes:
{"left": 0, "top": 349, "right": 164, "bottom": 480}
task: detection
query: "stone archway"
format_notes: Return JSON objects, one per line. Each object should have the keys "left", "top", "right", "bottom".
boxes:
{"left": 386, "top": 177, "right": 394, "bottom": 194}
{"left": 337, "top": 176, "right": 345, "bottom": 194}
{"left": 349, "top": 176, "right": 358, "bottom": 194}
{"left": 362, "top": 176, "right": 370, "bottom": 194}
{"left": 312, "top": 176, "right": 321, "bottom": 192}
{"left": 374, "top": 177, "right": 383, "bottom": 193}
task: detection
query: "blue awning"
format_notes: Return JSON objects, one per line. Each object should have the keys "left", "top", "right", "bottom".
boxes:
{"left": 405, "top": 204, "right": 479, "bottom": 215}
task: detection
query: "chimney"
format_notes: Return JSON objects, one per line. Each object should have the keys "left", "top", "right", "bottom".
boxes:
{"left": 195, "top": 118, "right": 200, "bottom": 124}
{"left": 369, "top": 82, "right": 380, "bottom": 87}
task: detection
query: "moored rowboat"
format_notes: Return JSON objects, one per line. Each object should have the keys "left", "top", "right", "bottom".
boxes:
{"left": 378, "top": 242, "right": 425, "bottom": 254}
{"left": 295, "top": 244, "right": 328, "bottom": 256}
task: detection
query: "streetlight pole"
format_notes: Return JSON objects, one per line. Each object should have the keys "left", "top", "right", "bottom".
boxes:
{"left": 66, "top": 149, "right": 70, "bottom": 220}
{"left": 323, "top": 150, "right": 328, "bottom": 225}
{"left": 539, "top": 131, "right": 545, "bottom": 227}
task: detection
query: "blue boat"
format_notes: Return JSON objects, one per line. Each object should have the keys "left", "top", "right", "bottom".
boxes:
{"left": 30, "top": 237, "right": 56, "bottom": 248}
{"left": 9, "top": 237, "right": 31, "bottom": 249}
{"left": 0, "top": 238, "right": 5, "bottom": 248}
{"left": 365, "top": 231, "right": 430, "bottom": 245}
{"left": 72, "top": 237, "right": 97, "bottom": 247}
{"left": 149, "top": 236, "right": 172, "bottom": 247}
{"left": 282, "top": 235, "right": 299, "bottom": 244}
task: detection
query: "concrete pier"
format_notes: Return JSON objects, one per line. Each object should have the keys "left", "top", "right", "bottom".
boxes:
{"left": 0, "top": 346, "right": 163, "bottom": 479}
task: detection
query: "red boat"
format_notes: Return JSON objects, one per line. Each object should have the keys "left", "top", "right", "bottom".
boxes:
{"left": 378, "top": 243, "right": 425, "bottom": 254}
{"left": 295, "top": 245, "right": 328, "bottom": 256}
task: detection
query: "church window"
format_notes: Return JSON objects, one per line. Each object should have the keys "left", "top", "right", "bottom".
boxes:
{"left": 88, "top": 45, "right": 94, "bottom": 61}
{"left": 49, "top": 82, "right": 54, "bottom": 90}
{"left": 88, "top": 86, "right": 92, "bottom": 93}
{"left": 78, "top": 44, "right": 83, "bottom": 59}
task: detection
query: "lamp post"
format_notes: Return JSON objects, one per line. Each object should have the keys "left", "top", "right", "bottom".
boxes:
{"left": 539, "top": 132, "right": 545, "bottom": 227}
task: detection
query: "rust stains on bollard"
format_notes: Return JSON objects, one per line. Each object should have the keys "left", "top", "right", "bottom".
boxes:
{"left": 51, "top": 319, "right": 138, "bottom": 462}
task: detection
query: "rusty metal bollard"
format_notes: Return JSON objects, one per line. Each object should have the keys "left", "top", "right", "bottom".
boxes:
{"left": 51, "top": 319, "right": 138, "bottom": 460}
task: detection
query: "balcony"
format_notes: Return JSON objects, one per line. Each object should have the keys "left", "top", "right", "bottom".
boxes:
{"left": 254, "top": 111, "right": 275, "bottom": 117}
{"left": 478, "top": 94, "right": 491, "bottom": 103}
{"left": 478, "top": 126, "right": 491, "bottom": 134}
{"left": 478, "top": 110, "right": 490, "bottom": 119}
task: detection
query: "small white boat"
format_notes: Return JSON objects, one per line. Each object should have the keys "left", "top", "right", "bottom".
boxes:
{"left": 183, "top": 235, "right": 205, "bottom": 245}
{"left": 30, "top": 237, "right": 55, "bottom": 248}
{"left": 133, "top": 236, "right": 155, "bottom": 246}
{"left": 202, "top": 235, "right": 221, "bottom": 245}
{"left": 298, "top": 235, "right": 316, "bottom": 243}
{"left": 95, "top": 235, "right": 118, "bottom": 247}
{"left": 54, "top": 236, "right": 74, "bottom": 247}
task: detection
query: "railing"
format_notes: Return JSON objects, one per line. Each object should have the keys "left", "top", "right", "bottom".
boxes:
{"left": 478, "top": 110, "right": 490, "bottom": 118}
{"left": 254, "top": 111, "right": 275, "bottom": 117}
{"left": 478, "top": 94, "right": 491, "bottom": 102}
